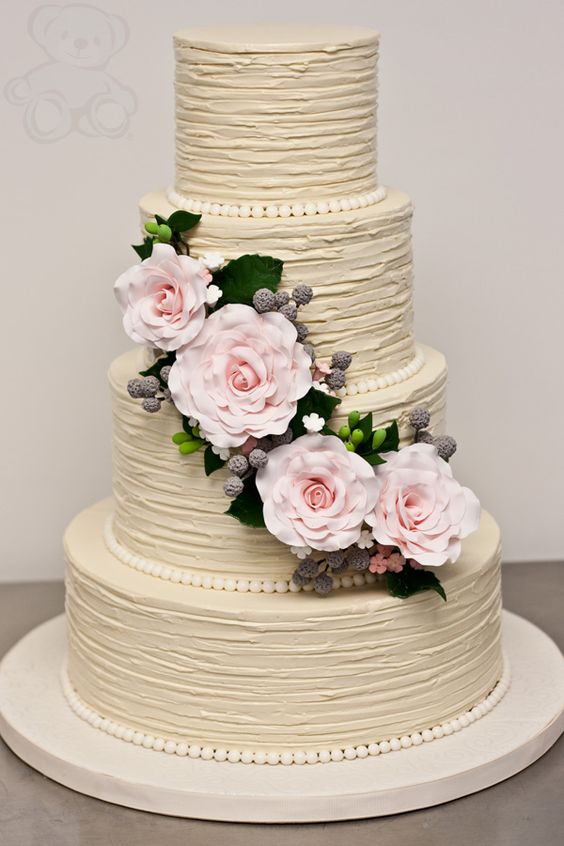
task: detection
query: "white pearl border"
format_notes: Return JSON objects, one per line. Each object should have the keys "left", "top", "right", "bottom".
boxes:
{"left": 61, "top": 660, "right": 510, "bottom": 766}
{"left": 104, "top": 517, "right": 378, "bottom": 594}
{"left": 336, "top": 347, "right": 425, "bottom": 398}
{"left": 166, "top": 186, "right": 387, "bottom": 219}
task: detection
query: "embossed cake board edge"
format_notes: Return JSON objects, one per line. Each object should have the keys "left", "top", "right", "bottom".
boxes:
{"left": 0, "top": 611, "right": 562, "bottom": 823}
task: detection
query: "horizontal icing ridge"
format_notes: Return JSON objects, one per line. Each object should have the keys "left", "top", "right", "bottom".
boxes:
{"left": 105, "top": 515, "right": 379, "bottom": 593}
{"left": 62, "top": 661, "right": 510, "bottom": 766}
{"left": 65, "top": 501, "right": 503, "bottom": 753}
{"left": 174, "top": 28, "right": 380, "bottom": 204}
{"left": 110, "top": 347, "right": 447, "bottom": 580}
{"left": 141, "top": 188, "right": 418, "bottom": 381}
{"left": 166, "top": 186, "right": 387, "bottom": 219}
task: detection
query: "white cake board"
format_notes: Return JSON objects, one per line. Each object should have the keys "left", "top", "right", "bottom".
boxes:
{"left": 0, "top": 611, "right": 562, "bottom": 823}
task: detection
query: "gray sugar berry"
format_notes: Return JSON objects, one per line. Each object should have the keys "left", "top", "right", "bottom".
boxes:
{"left": 295, "top": 322, "right": 309, "bottom": 342}
{"left": 415, "top": 429, "right": 434, "bottom": 445}
{"left": 255, "top": 437, "right": 273, "bottom": 453}
{"left": 227, "top": 454, "right": 249, "bottom": 477}
{"left": 140, "top": 375, "right": 161, "bottom": 397}
{"left": 297, "top": 558, "right": 319, "bottom": 578}
{"left": 434, "top": 434, "right": 457, "bottom": 460}
{"left": 303, "top": 343, "right": 316, "bottom": 362}
{"left": 248, "top": 448, "right": 269, "bottom": 469}
{"left": 279, "top": 302, "right": 298, "bottom": 321}
{"left": 271, "top": 429, "right": 294, "bottom": 447}
{"left": 409, "top": 406, "right": 431, "bottom": 431}
{"left": 142, "top": 397, "right": 161, "bottom": 413}
{"left": 274, "top": 290, "right": 290, "bottom": 308}
{"left": 292, "top": 283, "right": 313, "bottom": 306}
{"left": 127, "top": 378, "right": 145, "bottom": 399}
{"left": 330, "top": 351, "right": 353, "bottom": 371}
{"left": 346, "top": 547, "right": 370, "bottom": 571}
{"left": 224, "top": 476, "right": 244, "bottom": 498}
{"left": 252, "top": 288, "right": 276, "bottom": 313}
{"left": 160, "top": 365, "right": 171, "bottom": 384}
{"left": 314, "top": 572, "right": 334, "bottom": 595}
{"left": 325, "top": 369, "right": 346, "bottom": 390}
{"left": 326, "top": 550, "right": 346, "bottom": 570}
{"left": 291, "top": 570, "right": 310, "bottom": 587}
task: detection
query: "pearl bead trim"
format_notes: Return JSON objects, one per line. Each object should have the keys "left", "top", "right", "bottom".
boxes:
{"left": 166, "top": 186, "right": 388, "bottom": 220}
{"left": 104, "top": 517, "right": 378, "bottom": 594}
{"left": 61, "top": 660, "right": 510, "bottom": 766}
{"left": 336, "top": 347, "right": 425, "bottom": 398}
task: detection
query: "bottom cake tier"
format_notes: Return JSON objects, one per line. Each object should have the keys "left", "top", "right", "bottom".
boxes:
{"left": 64, "top": 499, "right": 504, "bottom": 760}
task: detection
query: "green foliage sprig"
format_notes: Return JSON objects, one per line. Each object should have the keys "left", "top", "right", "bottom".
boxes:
{"left": 132, "top": 210, "right": 202, "bottom": 260}
{"left": 386, "top": 564, "right": 447, "bottom": 602}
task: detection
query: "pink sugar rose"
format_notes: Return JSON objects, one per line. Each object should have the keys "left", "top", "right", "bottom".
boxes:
{"left": 114, "top": 243, "right": 212, "bottom": 352}
{"left": 366, "top": 443, "right": 481, "bottom": 567}
{"left": 168, "top": 303, "right": 312, "bottom": 448}
{"left": 255, "top": 434, "right": 380, "bottom": 552}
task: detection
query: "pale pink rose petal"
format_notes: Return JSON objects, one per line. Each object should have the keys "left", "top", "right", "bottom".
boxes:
{"left": 366, "top": 443, "right": 481, "bottom": 567}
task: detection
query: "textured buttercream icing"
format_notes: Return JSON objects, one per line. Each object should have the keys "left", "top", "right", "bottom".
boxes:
{"left": 65, "top": 500, "right": 503, "bottom": 753}
{"left": 110, "top": 346, "right": 447, "bottom": 581}
{"left": 174, "top": 25, "right": 380, "bottom": 205}
{"left": 140, "top": 188, "right": 417, "bottom": 380}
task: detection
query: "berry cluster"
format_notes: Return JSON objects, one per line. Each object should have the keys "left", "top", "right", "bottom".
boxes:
{"left": 252, "top": 284, "right": 313, "bottom": 344}
{"left": 127, "top": 370, "right": 172, "bottom": 414}
{"left": 408, "top": 407, "right": 458, "bottom": 461}
{"left": 221, "top": 428, "right": 294, "bottom": 499}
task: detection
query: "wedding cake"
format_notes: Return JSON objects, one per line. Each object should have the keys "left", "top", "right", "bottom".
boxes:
{"left": 63, "top": 24, "right": 505, "bottom": 765}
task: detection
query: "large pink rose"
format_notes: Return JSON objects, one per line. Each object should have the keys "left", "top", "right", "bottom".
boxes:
{"left": 366, "top": 443, "right": 481, "bottom": 566}
{"left": 168, "top": 303, "right": 312, "bottom": 448}
{"left": 114, "top": 243, "right": 211, "bottom": 351}
{"left": 255, "top": 434, "right": 380, "bottom": 551}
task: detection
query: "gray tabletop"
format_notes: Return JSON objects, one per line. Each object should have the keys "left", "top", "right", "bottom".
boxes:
{"left": 0, "top": 563, "right": 562, "bottom": 846}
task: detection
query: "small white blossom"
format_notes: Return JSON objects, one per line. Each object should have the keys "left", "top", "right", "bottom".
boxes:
{"left": 206, "top": 284, "right": 222, "bottom": 306}
{"left": 211, "top": 444, "right": 230, "bottom": 460}
{"left": 290, "top": 545, "right": 312, "bottom": 559}
{"left": 188, "top": 417, "right": 198, "bottom": 427}
{"left": 302, "top": 413, "right": 325, "bottom": 433}
{"left": 312, "top": 380, "right": 330, "bottom": 394}
{"left": 201, "top": 251, "right": 225, "bottom": 271}
{"left": 357, "top": 530, "right": 374, "bottom": 550}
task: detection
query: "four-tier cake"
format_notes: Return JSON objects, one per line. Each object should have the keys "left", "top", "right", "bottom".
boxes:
{"left": 62, "top": 24, "right": 505, "bottom": 766}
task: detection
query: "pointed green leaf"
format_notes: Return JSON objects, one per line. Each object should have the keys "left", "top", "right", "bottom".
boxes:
{"left": 385, "top": 565, "right": 447, "bottom": 601}
{"left": 166, "top": 210, "right": 202, "bottom": 233}
{"left": 214, "top": 254, "right": 284, "bottom": 306}
{"left": 225, "top": 476, "right": 266, "bottom": 528}
{"left": 204, "top": 445, "right": 227, "bottom": 476}
{"left": 139, "top": 351, "right": 176, "bottom": 386}
{"left": 362, "top": 451, "right": 387, "bottom": 466}
{"left": 380, "top": 420, "right": 400, "bottom": 452}
{"left": 132, "top": 236, "right": 154, "bottom": 260}
{"left": 290, "top": 388, "right": 341, "bottom": 437}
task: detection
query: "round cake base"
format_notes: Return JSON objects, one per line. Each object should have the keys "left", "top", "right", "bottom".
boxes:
{"left": 0, "top": 611, "right": 562, "bottom": 823}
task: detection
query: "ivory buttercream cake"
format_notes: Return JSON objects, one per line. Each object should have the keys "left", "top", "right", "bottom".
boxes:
{"left": 63, "top": 24, "right": 506, "bottom": 766}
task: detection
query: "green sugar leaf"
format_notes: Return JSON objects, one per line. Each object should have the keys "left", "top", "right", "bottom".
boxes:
{"left": 139, "top": 351, "right": 176, "bottom": 387}
{"left": 204, "top": 445, "right": 227, "bottom": 476}
{"left": 225, "top": 476, "right": 266, "bottom": 528}
{"left": 132, "top": 236, "right": 154, "bottom": 260}
{"left": 385, "top": 565, "right": 447, "bottom": 602}
{"left": 166, "top": 210, "right": 202, "bottom": 233}
{"left": 214, "top": 254, "right": 284, "bottom": 306}
{"left": 380, "top": 420, "right": 400, "bottom": 453}
{"left": 290, "top": 388, "right": 341, "bottom": 437}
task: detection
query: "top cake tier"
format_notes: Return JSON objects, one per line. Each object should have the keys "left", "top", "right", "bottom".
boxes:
{"left": 173, "top": 24, "right": 380, "bottom": 207}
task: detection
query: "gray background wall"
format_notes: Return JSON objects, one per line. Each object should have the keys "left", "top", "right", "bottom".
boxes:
{"left": 1, "top": 0, "right": 563, "bottom": 581}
